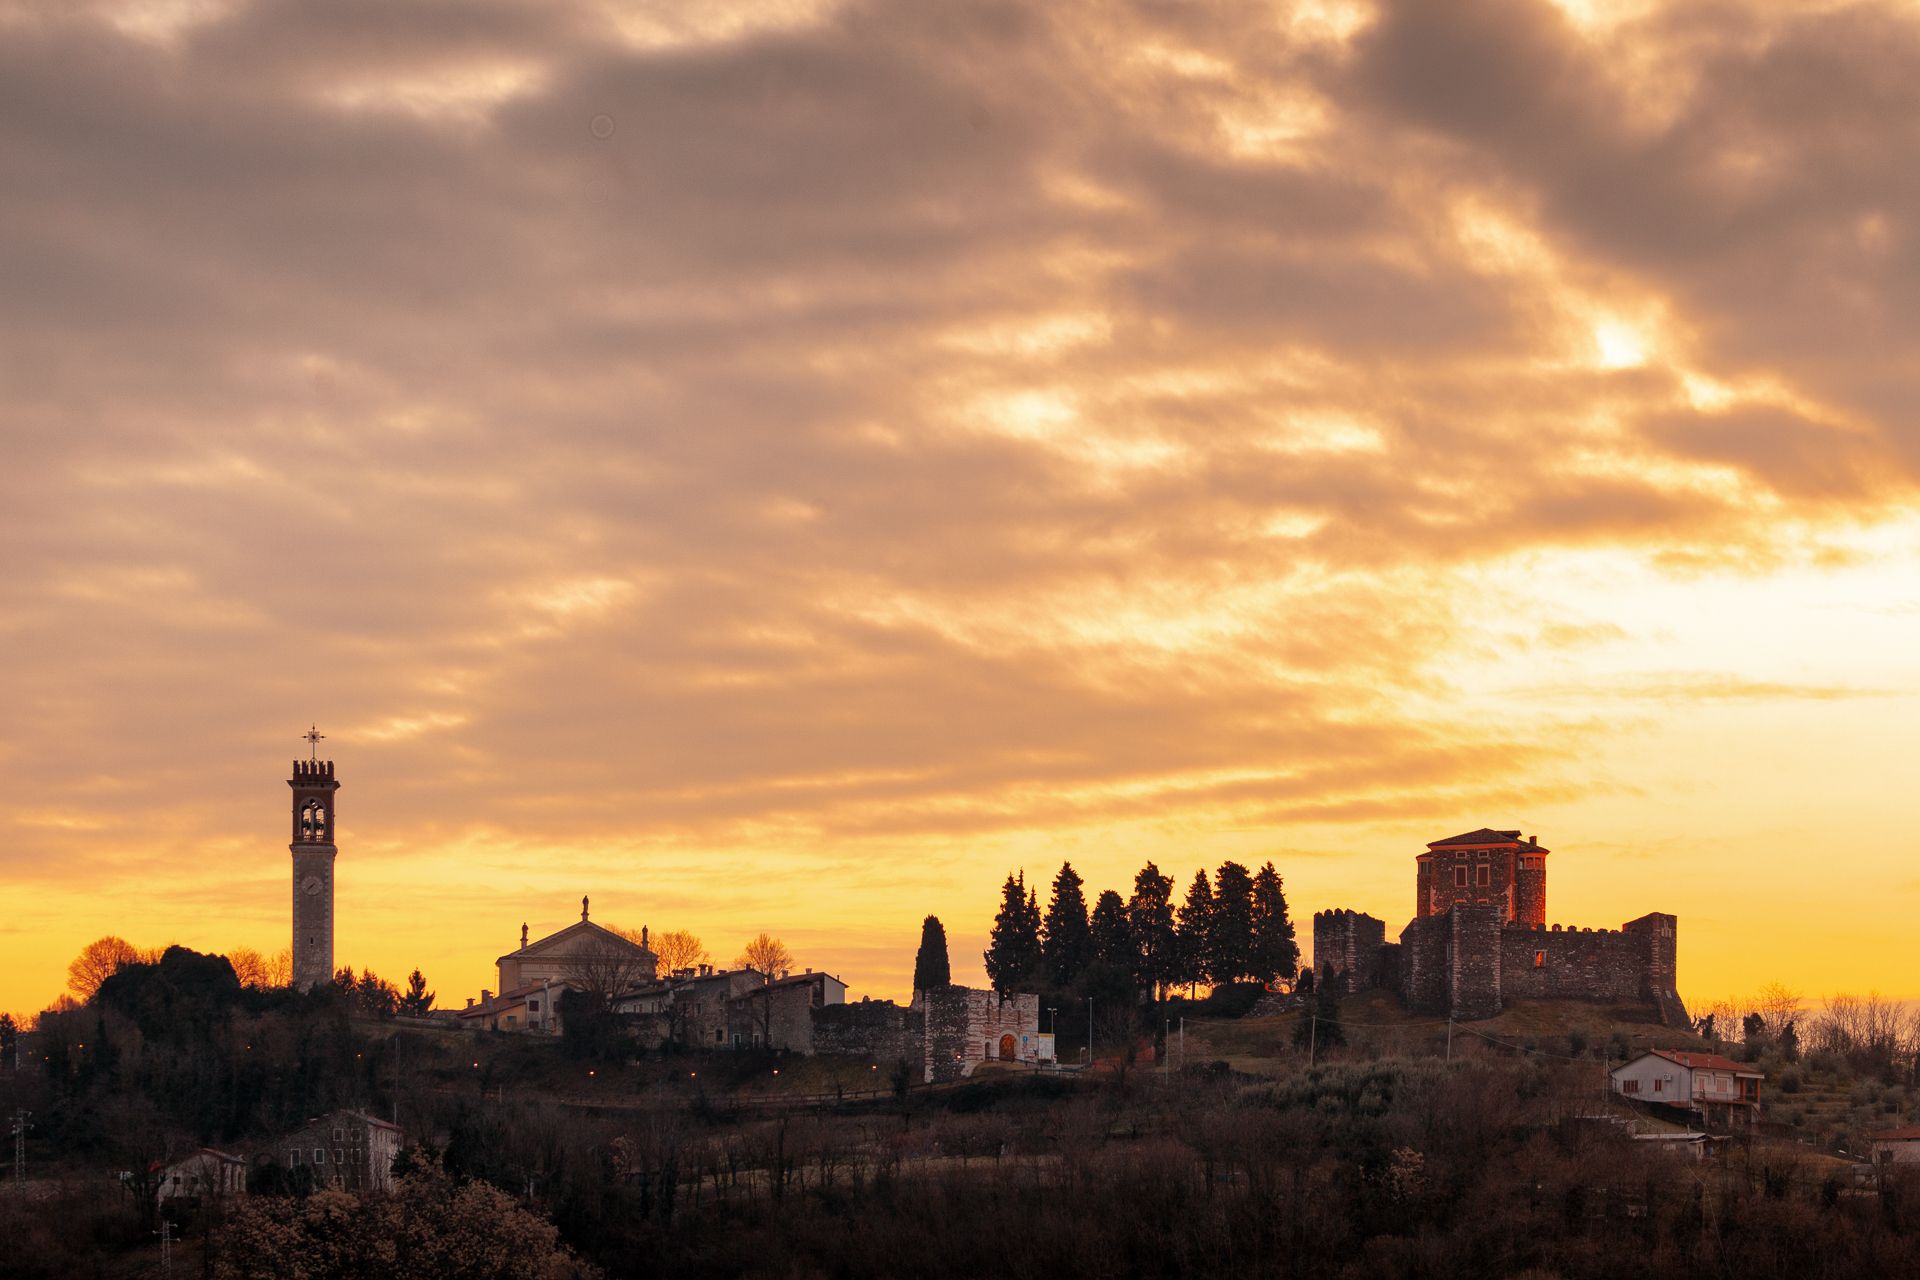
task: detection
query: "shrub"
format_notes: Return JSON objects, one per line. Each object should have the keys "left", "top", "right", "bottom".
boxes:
{"left": 1779, "top": 1067, "right": 1803, "bottom": 1095}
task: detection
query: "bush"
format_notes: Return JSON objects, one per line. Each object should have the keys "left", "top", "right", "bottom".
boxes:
{"left": 1779, "top": 1067, "right": 1803, "bottom": 1094}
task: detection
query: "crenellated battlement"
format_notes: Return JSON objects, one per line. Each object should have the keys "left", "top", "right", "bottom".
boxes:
{"left": 1317, "top": 828, "right": 1685, "bottom": 1026}
{"left": 291, "top": 759, "right": 337, "bottom": 784}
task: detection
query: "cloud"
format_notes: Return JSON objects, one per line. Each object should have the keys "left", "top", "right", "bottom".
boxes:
{"left": 5, "top": 0, "right": 1920, "bottom": 1011}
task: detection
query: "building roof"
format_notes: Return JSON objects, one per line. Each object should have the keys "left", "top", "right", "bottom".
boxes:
{"left": 496, "top": 918, "right": 654, "bottom": 966}
{"left": 457, "top": 980, "right": 549, "bottom": 1019}
{"left": 1644, "top": 1049, "right": 1764, "bottom": 1076}
{"left": 1871, "top": 1126, "right": 1920, "bottom": 1142}
{"left": 1428, "top": 828, "right": 1548, "bottom": 851}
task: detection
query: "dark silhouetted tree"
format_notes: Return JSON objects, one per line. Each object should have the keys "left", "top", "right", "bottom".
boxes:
{"left": 913, "top": 915, "right": 951, "bottom": 992}
{"left": 1209, "top": 862, "right": 1256, "bottom": 983}
{"left": 1294, "top": 984, "right": 1344, "bottom": 1051}
{"left": 1175, "top": 869, "right": 1215, "bottom": 990}
{"left": 985, "top": 872, "right": 1042, "bottom": 994}
{"left": 399, "top": 969, "right": 435, "bottom": 1016}
{"left": 1041, "top": 863, "right": 1091, "bottom": 989}
{"left": 1128, "top": 863, "right": 1178, "bottom": 1021}
{"left": 1088, "top": 890, "right": 1133, "bottom": 975}
{"left": 1250, "top": 862, "right": 1300, "bottom": 984}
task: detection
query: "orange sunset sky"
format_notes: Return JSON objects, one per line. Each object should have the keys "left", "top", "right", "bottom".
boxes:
{"left": 5, "top": 0, "right": 1920, "bottom": 1020}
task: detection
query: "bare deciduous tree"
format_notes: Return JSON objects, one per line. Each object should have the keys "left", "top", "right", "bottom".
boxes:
{"left": 650, "top": 929, "right": 709, "bottom": 975}
{"left": 67, "top": 935, "right": 141, "bottom": 999}
{"left": 737, "top": 933, "right": 793, "bottom": 983}
{"left": 561, "top": 935, "right": 656, "bottom": 1002}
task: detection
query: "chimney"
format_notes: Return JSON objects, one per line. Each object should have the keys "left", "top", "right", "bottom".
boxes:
{"left": 805, "top": 967, "right": 812, "bottom": 974}
{"left": 481, "top": 989, "right": 493, "bottom": 1003}
{"left": 465, "top": 997, "right": 474, "bottom": 1008}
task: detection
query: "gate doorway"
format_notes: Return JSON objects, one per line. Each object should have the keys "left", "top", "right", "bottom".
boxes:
{"left": 999, "top": 1033, "right": 1017, "bottom": 1060}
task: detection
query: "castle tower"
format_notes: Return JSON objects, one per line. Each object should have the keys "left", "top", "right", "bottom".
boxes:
{"left": 289, "top": 751, "right": 341, "bottom": 991}
{"left": 1415, "top": 828, "right": 1548, "bottom": 927}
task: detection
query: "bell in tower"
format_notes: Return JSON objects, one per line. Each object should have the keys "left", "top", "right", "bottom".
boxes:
{"left": 289, "top": 728, "right": 342, "bottom": 992}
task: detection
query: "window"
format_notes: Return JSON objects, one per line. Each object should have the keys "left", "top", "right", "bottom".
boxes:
{"left": 1622, "top": 1079, "right": 1639, "bottom": 1094}
{"left": 529, "top": 999, "right": 540, "bottom": 1012}
{"left": 506, "top": 1015, "right": 517, "bottom": 1026}
{"left": 289, "top": 1150, "right": 302, "bottom": 1166}
{"left": 314, "top": 1148, "right": 326, "bottom": 1164}
{"left": 716, "top": 1028, "right": 725, "bottom": 1043}
{"left": 332, "top": 1128, "right": 344, "bottom": 1141}
{"left": 333, "top": 1149, "right": 343, "bottom": 1165}
{"left": 1533, "top": 951, "right": 1545, "bottom": 968}
{"left": 1454, "top": 866, "right": 1468, "bottom": 887}
{"left": 1653, "top": 1079, "right": 1664, "bottom": 1094}
{"left": 1475, "top": 865, "right": 1490, "bottom": 887}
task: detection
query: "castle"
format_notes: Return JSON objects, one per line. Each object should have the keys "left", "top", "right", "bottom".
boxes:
{"left": 1313, "top": 829, "right": 1688, "bottom": 1026}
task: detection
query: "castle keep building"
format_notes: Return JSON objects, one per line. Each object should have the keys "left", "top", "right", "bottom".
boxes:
{"left": 1314, "top": 828, "right": 1686, "bottom": 1025}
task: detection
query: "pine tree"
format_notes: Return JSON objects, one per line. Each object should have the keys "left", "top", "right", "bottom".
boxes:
{"left": 1042, "top": 863, "right": 1091, "bottom": 989}
{"left": 913, "top": 915, "right": 952, "bottom": 992}
{"left": 399, "top": 968, "right": 435, "bottom": 1016}
{"left": 1088, "top": 890, "right": 1133, "bottom": 972}
{"left": 1210, "top": 862, "right": 1256, "bottom": 983}
{"left": 1128, "top": 863, "right": 1177, "bottom": 1005}
{"left": 985, "top": 872, "right": 1042, "bottom": 994}
{"left": 1175, "top": 869, "right": 1215, "bottom": 990}
{"left": 1249, "top": 862, "right": 1300, "bottom": 984}
{"left": 1293, "top": 983, "right": 1344, "bottom": 1050}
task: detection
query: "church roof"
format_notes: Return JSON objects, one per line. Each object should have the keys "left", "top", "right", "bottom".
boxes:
{"left": 1427, "top": 828, "right": 1549, "bottom": 852}
{"left": 496, "top": 918, "right": 654, "bottom": 966}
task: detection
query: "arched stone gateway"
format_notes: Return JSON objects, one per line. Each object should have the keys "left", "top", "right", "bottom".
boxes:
{"left": 999, "top": 1033, "right": 1017, "bottom": 1060}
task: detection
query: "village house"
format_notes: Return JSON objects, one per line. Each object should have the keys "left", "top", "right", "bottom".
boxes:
{"left": 1610, "top": 1049, "right": 1763, "bottom": 1129}
{"left": 1869, "top": 1126, "right": 1920, "bottom": 1166}
{"left": 729, "top": 970, "right": 849, "bottom": 1050}
{"left": 156, "top": 1148, "right": 246, "bottom": 1204}
{"left": 261, "top": 1109, "right": 403, "bottom": 1193}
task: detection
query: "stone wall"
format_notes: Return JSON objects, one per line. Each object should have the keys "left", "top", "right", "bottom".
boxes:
{"left": 1397, "top": 914, "right": 1450, "bottom": 1014}
{"left": 811, "top": 999, "right": 924, "bottom": 1066}
{"left": 1499, "top": 922, "right": 1655, "bottom": 1004}
{"left": 915, "top": 987, "right": 1042, "bottom": 1083}
{"left": 1448, "top": 904, "right": 1505, "bottom": 1020}
{"left": 1312, "top": 909, "right": 1386, "bottom": 994}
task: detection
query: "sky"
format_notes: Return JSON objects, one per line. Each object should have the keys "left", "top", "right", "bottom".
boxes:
{"left": 5, "top": 0, "right": 1920, "bottom": 1020}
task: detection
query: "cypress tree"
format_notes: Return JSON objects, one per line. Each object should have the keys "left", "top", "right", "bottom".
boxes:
{"left": 913, "top": 915, "right": 952, "bottom": 991}
{"left": 1042, "top": 863, "right": 1092, "bottom": 989}
{"left": 1249, "top": 862, "right": 1300, "bottom": 984}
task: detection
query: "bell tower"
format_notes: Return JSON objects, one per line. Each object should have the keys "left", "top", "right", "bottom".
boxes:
{"left": 289, "top": 730, "right": 341, "bottom": 992}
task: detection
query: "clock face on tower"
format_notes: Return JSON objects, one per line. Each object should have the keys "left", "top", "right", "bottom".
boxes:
{"left": 302, "top": 875, "right": 323, "bottom": 897}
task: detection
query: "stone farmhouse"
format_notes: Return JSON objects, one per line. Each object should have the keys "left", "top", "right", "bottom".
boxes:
{"left": 156, "top": 1148, "right": 247, "bottom": 1204}
{"left": 257, "top": 1108, "right": 403, "bottom": 1194}
{"left": 1313, "top": 829, "right": 1688, "bottom": 1026}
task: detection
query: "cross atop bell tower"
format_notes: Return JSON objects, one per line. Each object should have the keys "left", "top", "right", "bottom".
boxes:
{"left": 288, "top": 738, "right": 342, "bottom": 992}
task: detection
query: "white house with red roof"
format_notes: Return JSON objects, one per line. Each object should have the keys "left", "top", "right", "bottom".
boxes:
{"left": 1610, "top": 1049, "right": 1763, "bottom": 1128}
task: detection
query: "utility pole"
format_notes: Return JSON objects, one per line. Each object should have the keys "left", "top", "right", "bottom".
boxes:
{"left": 1446, "top": 1016, "right": 1454, "bottom": 1062}
{"left": 156, "top": 1217, "right": 173, "bottom": 1275}
{"left": 10, "top": 1109, "right": 30, "bottom": 1184}
{"left": 1087, "top": 998, "right": 1094, "bottom": 1067}
{"left": 1308, "top": 1010, "right": 1317, "bottom": 1069}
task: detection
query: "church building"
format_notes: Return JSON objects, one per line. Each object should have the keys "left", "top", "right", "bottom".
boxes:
{"left": 459, "top": 899, "right": 657, "bottom": 1034}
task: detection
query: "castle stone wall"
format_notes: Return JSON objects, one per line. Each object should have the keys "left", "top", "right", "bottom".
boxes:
{"left": 1499, "top": 923, "right": 1651, "bottom": 1004}
{"left": 811, "top": 1000, "right": 923, "bottom": 1066}
{"left": 1448, "top": 904, "right": 1505, "bottom": 1020}
{"left": 1312, "top": 909, "right": 1386, "bottom": 994}
{"left": 916, "top": 987, "right": 1041, "bottom": 1083}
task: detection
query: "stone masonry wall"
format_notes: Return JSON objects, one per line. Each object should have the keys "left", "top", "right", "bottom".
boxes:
{"left": 811, "top": 1000, "right": 924, "bottom": 1067}
{"left": 1312, "top": 910, "right": 1386, "bottom": 994}
{"left": 916, "top": 987, "right": 1041, "bottom": 1083}
{"left": 1499, "top": 923, "right": 1655, "bottom": 1004}
{"left": 1397, "top": 914, "right": 1450, "bottom": 1015}
{"left": 1448, "top": 904, "right": 1505, "bottom": 1020}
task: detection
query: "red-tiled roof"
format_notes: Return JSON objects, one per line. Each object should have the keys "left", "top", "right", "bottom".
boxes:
{"left": 1871, "top": 1126, "right": 1920, "bottom": 1142}
{"left": 1428, "top": 828, "right": 1548, "bottom": 852}
{"left": 1650, "top": 1049, "right": 1763, "bottom": 1075}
